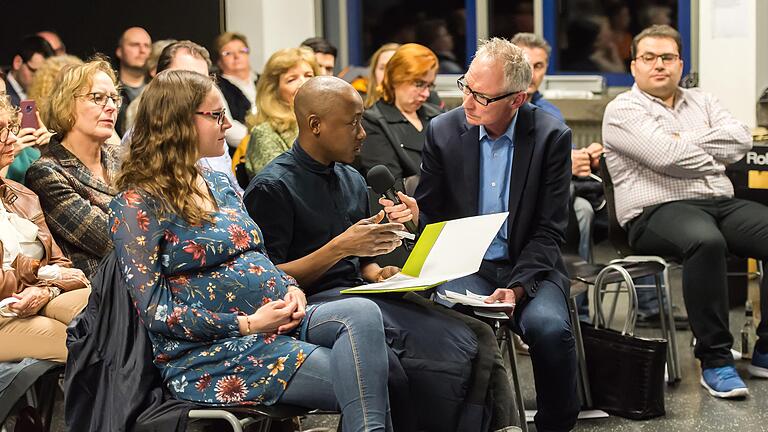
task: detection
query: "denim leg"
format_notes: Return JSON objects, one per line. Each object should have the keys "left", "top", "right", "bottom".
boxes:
{"left": 573, "top": 196, "right": 594, "bottom": 262}
{"left": 635, "top": 275, "right": 661, "bottom": 317}
{"left": 281, "top": 297, "right": 392, "bottom": 432}
{"left": 573, "top": 197, "right": 595, "bottom": 318}
{"left": 514, "top": 280, "right": 580, "bottom": 432}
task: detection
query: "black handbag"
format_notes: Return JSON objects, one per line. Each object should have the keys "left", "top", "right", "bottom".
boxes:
{"left": 582, "top": 265, "right": 667, "bottom": 420}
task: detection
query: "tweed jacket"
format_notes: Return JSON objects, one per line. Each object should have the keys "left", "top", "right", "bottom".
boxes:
{"left": 25, "top": 137, "right": 121, "bottom": 277}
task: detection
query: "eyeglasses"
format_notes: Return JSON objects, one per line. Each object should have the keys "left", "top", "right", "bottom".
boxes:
{"left": 0, "top": 123, "right": 20, "bottom": 144}
{"left": 634, "top": 53, "right": 680, "bottom": 66}
{"left": 75, "top": 92, "right": 123, "bottom": 109}
{"left": 221, "top": 48, "right": 249, "bottom": 57}
{"left": 413, "top": 80, "right": 436, "bottom": 91}
{"left": 195, "top": 108, "right": 227, "bottom": 126}
{"left": 24, "top": 61, "right": 38, "bottom": 74}
{"left": 457, "top": 75, "right": 521, "bottom": 106}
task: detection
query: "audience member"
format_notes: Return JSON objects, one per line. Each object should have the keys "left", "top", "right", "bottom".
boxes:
{"left": 3, "top": 35, "right": 54, "bottom": 107}
{"left": 383, "top": 38, "right": 580, "bottom": 431}
{"left": 416, "top": 19, "right": 463, "bottom": 74}
{"left": 244, "top": 47, "right": 318, "bottom": 177}
{"left": 510, "top": 33, "right": 562, "bottom": 121}
{"left": 25, "top": 59, "right": 121, "bottom": 278}
{"left": 114, "top": 27, "right": 152, "bottom": 135}
{"left": 356, "top": 43, "right": 442, "bottom": 195}
{"left": 363, "top": 43, "right": 400, "bottom": 108}
{"left": 245, "top": 76, "right": 513, "bottom": 432}
{"left": 511, "top": 32, "right": 605, "bottom": 257}
{"left": 603, "top": 24, "right": 768, "bottom": 398}
{"left": 36, "top": 30, "right": 66, "bottom": 56}
{"left": 110, "top": 69, "right": 393, "bottom": 429}
{"left": 0, "top": 93, "right": 90, "bottom": 363}
{"left": 122, "top": 40, "right": 242, "bottom": 194}
{"left": 122, "top": 39, "right": 177, "bottom": 132}
{"left": 146, "top": 39, "right": 177, "bottom": 79}
{"left": 214, "top": 32, "right": 257, "bottom": 126}
{"left": 3, "top": 55, "right": 82, "bottom": 184}
{"left": 605, "top": 1, "right": 633, "bottom": 63}
{"left": 301, "top": 37, "right": 337, "bottom": 76}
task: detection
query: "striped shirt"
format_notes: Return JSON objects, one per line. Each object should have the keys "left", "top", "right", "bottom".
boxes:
{"left": 602, "top": 84, "right": 752, "bottom": 226}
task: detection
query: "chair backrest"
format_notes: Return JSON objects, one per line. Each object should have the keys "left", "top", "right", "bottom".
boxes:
{"left": 599, "top": 154, "right": 634, "bottom": 257}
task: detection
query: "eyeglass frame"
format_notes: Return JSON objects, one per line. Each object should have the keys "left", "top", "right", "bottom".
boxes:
{"left": 0, "top": 122, "right": 20, "bottom": 144}
{"left": 221, "top": 47, "right": 250, "bottom": 57}
{"left": 456, "top": 75, "right": 522, "bottom": 106}
{"left": 633, "top": 52, "right": 680, "bottom": 66}
{"left": 74, "top": 92, "right": 123, "bottom": 109}
{"left": 195, "top": 108, "right": 228, "bottom": 126}
{"left": 24, "top": 61, "right": 39, "bottom": 74}
{"left": 412, "top": 79, "right": 436, "bottom": 91}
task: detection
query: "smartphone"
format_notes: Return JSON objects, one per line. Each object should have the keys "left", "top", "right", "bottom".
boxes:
{"left": 20, "top": 100, "right": 39, "bottom": 129}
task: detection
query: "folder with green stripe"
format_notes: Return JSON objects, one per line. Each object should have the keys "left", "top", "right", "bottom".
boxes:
{"left": 341, "top": 212, "right": 508, "bottom": 294}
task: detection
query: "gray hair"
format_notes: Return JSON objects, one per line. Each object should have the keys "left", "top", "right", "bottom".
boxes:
{"left": 510, "top": 32, "right": 552, "bottom": 58}
{"left": 474, "top": 37, "right": 532, "bottom": 93}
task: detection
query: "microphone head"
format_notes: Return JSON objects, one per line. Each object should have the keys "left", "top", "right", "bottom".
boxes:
{"left": 367, "top": 165, "right": 396, "bottom": 194}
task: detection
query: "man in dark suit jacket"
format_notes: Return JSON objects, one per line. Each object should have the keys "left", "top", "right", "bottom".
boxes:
{"left": 383, "top": 38, "right": 579, "bottom": 432}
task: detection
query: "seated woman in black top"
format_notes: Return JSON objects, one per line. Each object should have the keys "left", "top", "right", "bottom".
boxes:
{"left": 356, "top": 43, "right": 443, "bottom": 195}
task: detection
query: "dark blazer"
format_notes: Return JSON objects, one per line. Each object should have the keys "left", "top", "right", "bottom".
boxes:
{"left": 414, "top": 103, "right": 572, "bottom": 298}
{"left": 218, "top": 76, "right": 254, "bottom": 124}
{"left": 357, "top": 100, "right": 442, "bottom": 181}
{"left": 4, "top": 75, "right": 22, "bottom": 107}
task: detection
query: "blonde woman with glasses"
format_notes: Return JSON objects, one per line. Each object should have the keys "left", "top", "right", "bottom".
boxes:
{"left": 25, "top": 59, "right": 122, "bottom": 277}
{"left": 244, "top": 47, "right": 319, "bottom": 177}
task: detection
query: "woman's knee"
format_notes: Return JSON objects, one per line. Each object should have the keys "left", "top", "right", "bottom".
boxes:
{"left": 334, "top": 297, "right": 384, "bottom": 327}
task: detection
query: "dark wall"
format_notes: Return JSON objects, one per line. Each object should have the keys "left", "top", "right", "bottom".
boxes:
{"left": 2, "top": 0, "right": 224, "bottom": 67}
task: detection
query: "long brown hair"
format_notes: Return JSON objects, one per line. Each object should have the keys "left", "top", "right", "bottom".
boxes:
{"left": 115, "top": 70, "right": 215, "bottom": 225}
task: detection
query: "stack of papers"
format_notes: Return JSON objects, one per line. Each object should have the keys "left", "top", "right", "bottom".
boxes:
{"left": 341, "top": 212, "right": 508, "bottom": 294}
{"left": 437, "top": 290, "right": 514, "bottom": 319}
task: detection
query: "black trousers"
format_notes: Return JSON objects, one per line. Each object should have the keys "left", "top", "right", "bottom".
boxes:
{"left": 627, "top": 198, "right": 768, "bottom": 368}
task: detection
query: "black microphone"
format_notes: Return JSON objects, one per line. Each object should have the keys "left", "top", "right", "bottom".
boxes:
{"left": 367, "top": 165, "right": 418, "bottom": 234}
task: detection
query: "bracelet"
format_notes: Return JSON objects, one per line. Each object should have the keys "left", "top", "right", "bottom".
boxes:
{"left": 48, "top": 286, "right": 62, "bottom": 302}
{"left": 245, "top": 316, "right": 252, "bottom": 335}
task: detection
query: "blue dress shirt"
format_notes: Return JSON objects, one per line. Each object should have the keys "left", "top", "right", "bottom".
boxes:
{"left": 479, "top": 114, "right": 518, "bottom": 261}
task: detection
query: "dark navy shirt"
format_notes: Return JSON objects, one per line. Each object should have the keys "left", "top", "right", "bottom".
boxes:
{"left": 530, "top": 91, "right": 564, "bottom": 123}
{"left": 243, "top": 141, "right": 372, "bottom": 295}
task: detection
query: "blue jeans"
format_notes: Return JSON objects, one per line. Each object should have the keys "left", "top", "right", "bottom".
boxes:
{"left": 280, "top": 297, "right": 392, "bottom": 432}
{"left": 436, "top": 262, "right": 580, "bottom": 432}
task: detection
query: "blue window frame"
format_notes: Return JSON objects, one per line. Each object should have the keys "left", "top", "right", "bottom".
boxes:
{"left": 542, "top": 0, "right": 691, "bottom": 86}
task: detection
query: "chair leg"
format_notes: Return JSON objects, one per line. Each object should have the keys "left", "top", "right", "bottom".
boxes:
{"left": 188, "top": 409, "right": 259, "bottom": 432}
{"left": 497, "top": 323, "right": 529, "bottom": 432}
{"left": 568, "top": 297, "right": 593, "bottom": 408}
{"left": 661, "top": 265, "right": 682, "bottom": 381}
{"left": 653, "top": 273, "right": 676, "bottom": 384}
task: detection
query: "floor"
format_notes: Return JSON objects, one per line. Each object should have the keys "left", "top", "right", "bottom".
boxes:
{"left": 300, "top": 243, "right": 768, "bottom": 432}
{"left": 7, "top": 245, "right": 766, "bottom": 432}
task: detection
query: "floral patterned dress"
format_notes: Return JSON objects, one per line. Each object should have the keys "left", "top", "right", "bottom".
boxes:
{"left": 109, "top": 170, "right": 316, "bottom": 406}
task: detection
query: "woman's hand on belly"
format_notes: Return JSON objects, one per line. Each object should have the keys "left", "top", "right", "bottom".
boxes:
{"left": 240, "top": 298, "right": 302, "bottom": 336}
{"left": 284, "top": 286, "right": 306, "bottom": 321}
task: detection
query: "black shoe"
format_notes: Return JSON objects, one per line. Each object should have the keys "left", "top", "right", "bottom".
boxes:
{"left": 636, "top": 312, "right": 689, "bottom": 330}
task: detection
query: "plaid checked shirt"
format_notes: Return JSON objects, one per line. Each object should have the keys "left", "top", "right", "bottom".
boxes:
{"left": 602, "top": 84, "right": 752, "bottom": 227}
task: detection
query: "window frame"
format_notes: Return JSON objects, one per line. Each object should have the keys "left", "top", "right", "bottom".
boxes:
{"left": 542, "top": 0, "right": 692, "bottom": 86}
